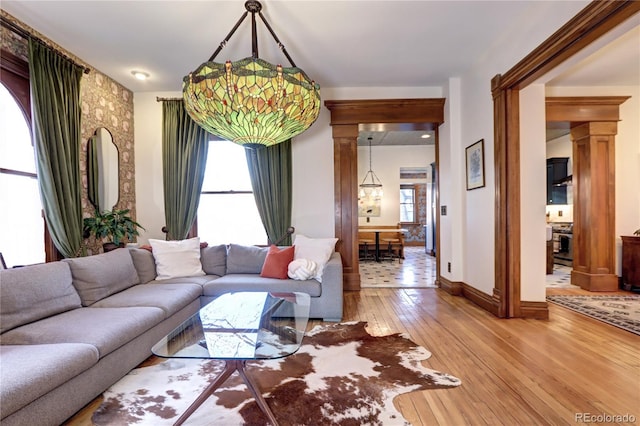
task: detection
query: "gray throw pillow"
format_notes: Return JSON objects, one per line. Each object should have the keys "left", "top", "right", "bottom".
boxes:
{"left": 128, "top": 248, "right": 157, "bottom": 283}
{"left": 0, "top": 262, "right": 81, "bottom": 334}
{"left": 200, "top": 244, "right": 227, "bottom": 276}
{"left": 226, "top": 244, "right": 268, "bottom": 274}
{"left": 63, "top": 248, "right": 140, "bottom": 306}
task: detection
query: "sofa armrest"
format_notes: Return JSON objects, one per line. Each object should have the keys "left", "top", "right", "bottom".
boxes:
{"left": 321, "top": 252, "right": 343, "bottom": 284}
{"left": 314, "top": 252, "right": 343, "bottom": 321}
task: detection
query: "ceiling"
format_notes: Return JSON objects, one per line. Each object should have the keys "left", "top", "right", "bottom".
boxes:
{"left": 2, "top": 1, "right": 638, "bottom": 147}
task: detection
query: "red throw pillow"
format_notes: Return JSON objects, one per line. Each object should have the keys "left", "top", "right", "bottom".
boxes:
{"left": 260, "top": 245, "right": 295, "bottom": 279}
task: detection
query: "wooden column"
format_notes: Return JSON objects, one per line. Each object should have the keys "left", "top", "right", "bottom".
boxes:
{"left": 571, "top": 122, "right": 618, "bottom": 291}
{"left": 332, "top": 124, "right": 361, "bottom": 291}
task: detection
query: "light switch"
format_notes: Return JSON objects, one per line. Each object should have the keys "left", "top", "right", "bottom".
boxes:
{"left": 441, "top": 206, "right": 447, "bottom": 216}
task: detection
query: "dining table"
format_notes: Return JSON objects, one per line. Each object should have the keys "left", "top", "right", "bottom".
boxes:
{"left": 358, "top": 227, "right": 408, "bottom": 262}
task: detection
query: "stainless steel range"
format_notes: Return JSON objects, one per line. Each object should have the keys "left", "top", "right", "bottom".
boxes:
{"left": 551, "top": 223, "right": 573, "bottom": 266}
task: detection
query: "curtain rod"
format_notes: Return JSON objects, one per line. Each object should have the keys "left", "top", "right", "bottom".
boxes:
{"left": 1, "top": 16, "right": 90, "bottom": 74}
{"left": 156, "top": 97, "right": 183, "bottom": 102}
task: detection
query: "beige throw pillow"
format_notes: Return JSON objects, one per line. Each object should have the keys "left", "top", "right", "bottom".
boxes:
{"left": 148, "top": 237, "right": 205, "bottom": 280}
{"left": 293, "top": 234, "right": 337, "bottom": 282}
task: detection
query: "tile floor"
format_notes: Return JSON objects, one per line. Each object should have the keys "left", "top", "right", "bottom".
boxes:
{"left": 360, "top": 246, "right": 577, "bottom": 289}
{"left": 360, "top": 246, "right": 438, "bottom": 288}
{"left": 545, "top": 264, "right": 580, "bottom": 288}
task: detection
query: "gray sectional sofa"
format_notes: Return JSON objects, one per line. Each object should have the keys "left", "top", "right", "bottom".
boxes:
{"left": 0, "top": 244, "right": 342, "bottom": 426}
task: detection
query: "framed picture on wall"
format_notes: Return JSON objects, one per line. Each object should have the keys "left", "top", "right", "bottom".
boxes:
{"left": 465, "top": 139, "right": 485, "bottom": 190}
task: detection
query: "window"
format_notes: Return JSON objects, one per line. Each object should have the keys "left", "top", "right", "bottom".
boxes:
{"left": 197, "top": 140, "right": 268, "bottom": 246}
{"left": 399, "top": 184, "right": 416, "bottom": 223}
{"left": 0, "top": 83, "right": 45, "bottom": 267}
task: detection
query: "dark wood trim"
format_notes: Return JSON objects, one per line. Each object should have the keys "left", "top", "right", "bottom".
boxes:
{"left": 434, "top": 127, "right": 441, "bottom": 282}
{"left": 520, "top": 301, "right": 549, "bottom": 320}
{"left": 1, "top": 48, "right": 31, "bottom": 125}
{"left": 461, "top": 283, "right": 500, "bottom": 317}
{"left": 570, "top": 121, "right": 620, "bottom": 291}
{"left": 331, "top": 123, "right": 360, "bottom": 290}
{"left": 0, "top": 49, "right": 29, "bottom": 78}
{"left": 497, "top": 1, "right": 640, "bottom": 90}
{"left": 492, "top": 1, "right": 639, "bottom": 318}
{"left": 325, "top": 99, "right": 446, "bottom": 291}
{"left": 325, "top": 98, "right": 445, "bottom": 126}
{"left": 439, "top": 276, "right": 463, "bottom": 296}
{"left": 546, "top": 96, "right": 630, "bottom": 122}
{"left": 491, "top": 78, "right": 518, "bottom": 319}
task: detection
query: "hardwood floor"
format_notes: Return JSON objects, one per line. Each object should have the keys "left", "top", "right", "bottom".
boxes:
{"left": 66, "top": 288, "right": 638, "bottom": 425}
{"left": 330, "top": 289, "right": 638, "bottom": 426}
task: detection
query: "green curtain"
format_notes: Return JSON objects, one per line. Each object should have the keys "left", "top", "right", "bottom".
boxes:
{"left": 245, "top": 140, "right": 293, "bottom": 245}
{"left": 28, "top": 40, "right": 84, "bottom": 258}
{"left": 161, "top": 100, "right": 209, "bottom": 240}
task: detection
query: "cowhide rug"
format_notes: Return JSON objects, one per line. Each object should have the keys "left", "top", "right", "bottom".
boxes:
{"left": 92, "top": 322, "right": 461, "bottom": 425}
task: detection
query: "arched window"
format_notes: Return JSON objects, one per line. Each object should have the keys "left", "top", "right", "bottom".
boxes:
{"left": 0, "top": 50, "right": 45, "bottom": 267}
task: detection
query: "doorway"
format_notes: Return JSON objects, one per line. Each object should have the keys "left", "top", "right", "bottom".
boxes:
{"left": 492, "top": 2, "right": 638, "bottom": 317}
{"left": 324, "top": 99, "right": 445, "bottom": 290}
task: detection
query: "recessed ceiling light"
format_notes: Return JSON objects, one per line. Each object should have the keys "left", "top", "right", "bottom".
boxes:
{"left": 131, "top": 70, "right": 150, "bottom": 81}
{"left": 421, "top": 134, "right": 431, "bottom": 139}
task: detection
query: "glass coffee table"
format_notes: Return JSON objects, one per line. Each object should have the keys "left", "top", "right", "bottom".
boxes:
{"left": 152, "top": 291, "right": 310, "bottom": 426}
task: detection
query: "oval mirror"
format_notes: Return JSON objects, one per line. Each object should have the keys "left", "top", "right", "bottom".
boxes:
{"left": 87, "top": 127, "right": 119, "bottom": 211}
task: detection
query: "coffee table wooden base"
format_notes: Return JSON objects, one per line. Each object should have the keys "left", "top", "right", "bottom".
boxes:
{"left": 173, "top": 359, "right": 278, "bottom": 426}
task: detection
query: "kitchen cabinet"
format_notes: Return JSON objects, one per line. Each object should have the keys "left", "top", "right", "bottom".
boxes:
{"left": 546, "top": 157, "right": 568, "bottom": 205}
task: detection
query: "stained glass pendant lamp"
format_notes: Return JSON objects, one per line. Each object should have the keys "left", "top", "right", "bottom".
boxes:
{"left": 183, "top": 0, "right": 321, "bottom": 149}
{"left": 359, "top": 137, "right": 383, "bottom": 198}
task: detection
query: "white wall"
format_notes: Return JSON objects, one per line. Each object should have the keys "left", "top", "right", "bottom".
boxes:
{"left": 133, "top": 92, "right": 169, "bottom": 243}
{"left": 133, "top": 86, "right": 442, "bottom": 244}
{"left": 519, "top": 84, "right": 547, "bottom": 302}
{"left": 455, "top": 1, "right": 589, "bottom": 295}
{"left": 357, "top": 144, "right": 434, "bottom": 226}
{"left": 545, "top": 85, "right": 640, "bottom": 275}
{"left": 131, "top": 1, "right": 589, "bottom": 300}
{"left": 439, "top": 77, "right": 464, "bottom": 283}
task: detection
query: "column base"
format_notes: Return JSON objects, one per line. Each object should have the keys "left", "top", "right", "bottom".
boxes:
{"left": 571, "top": 270, "right": 618, "bottom": 291}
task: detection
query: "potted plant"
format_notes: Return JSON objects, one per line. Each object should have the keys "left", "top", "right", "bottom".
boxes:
{"left": 83, "top": 208, "right": 145, "bottom": 252}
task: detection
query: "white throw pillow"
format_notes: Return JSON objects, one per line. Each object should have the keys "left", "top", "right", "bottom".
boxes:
{"left": 148, "top": 237, "right": 205, "bottom": 280}
{"left": 293, "top": 234, "right": 337, "bottom": 282}
{"left": 287, "top": 258, "right": 318, "bottom": 280}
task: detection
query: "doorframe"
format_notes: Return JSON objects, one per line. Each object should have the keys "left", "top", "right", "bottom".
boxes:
{"left": 324, "top": 99, "right": 445, "bottom": 290}
{"left": 492, "top": 1, "right": 639, "bottom": 317}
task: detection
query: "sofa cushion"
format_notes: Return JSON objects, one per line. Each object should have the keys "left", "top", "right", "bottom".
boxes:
{"left": 128, "top": 247, "right": 157, "bottom": 283}
{"left": 0, "top": 262, "right": 81, "bottom": 334}
{"left": 0, "top": 306, "right": 164, "bottom": 358}
{"left": 0, "top": 343, "right": 99, "bottom": 419}
{"left": 203, "top": 275, "right": 322, "bottom": 297}
{"left": 149, "top": 237, "right": 205, "bottom": 280}
{"left": 148, "top": 275, "right": 220, "bottom": 286}
{"left": 91, "top": 283, "right": 202, "bottom": 317}
{"left": 293, "top": 234, "right": 338, "bottom": 282}
{"left": 260, "top": 245, "right": 295, "bottom": 279}
{"left": 226, "top": 244, "right": 268, "bottom": 274}
{"left": 200, "top": 244, "right": 227, "bottom": 276}
{"left": 64, "top": 248, "right": 140, "bottom": 306}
